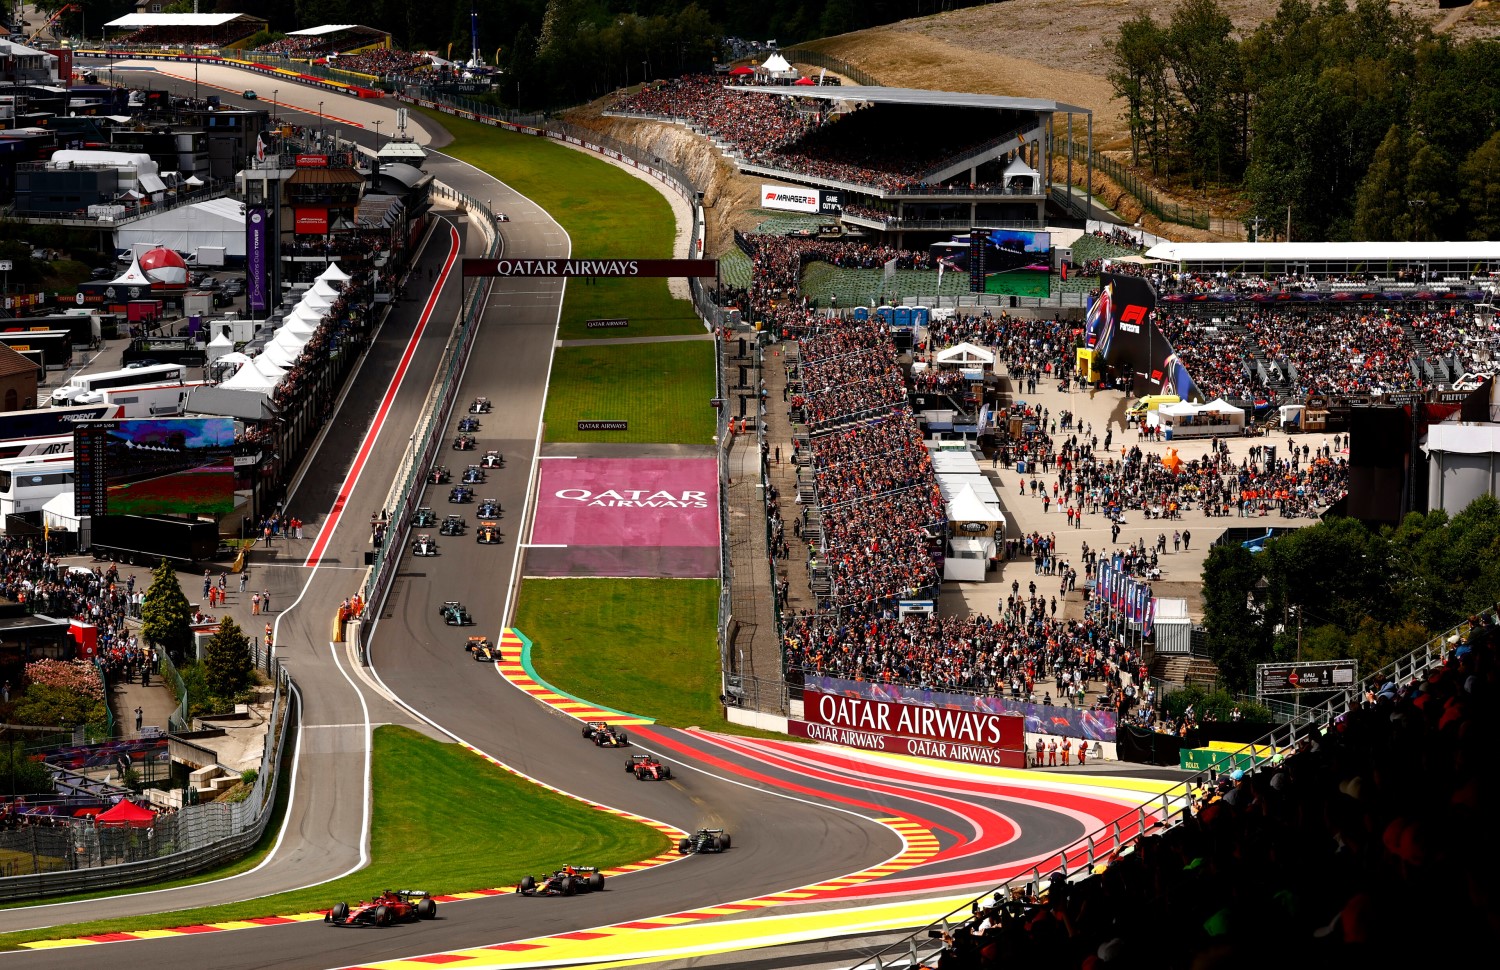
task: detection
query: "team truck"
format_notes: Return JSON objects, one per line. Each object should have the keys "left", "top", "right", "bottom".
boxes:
{"left": 89, "top": 381, "right": 209, "bottom": 418}
{"left": 0, "top": 330, "right": 73, "bottom": 371}
{"left": 90, "top": 515, "right": 223, "bottom": 567}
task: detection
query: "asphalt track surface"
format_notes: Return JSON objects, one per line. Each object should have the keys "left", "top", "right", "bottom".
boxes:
{"left": 3, "top": 66, "right": 1155, "bottom": 969}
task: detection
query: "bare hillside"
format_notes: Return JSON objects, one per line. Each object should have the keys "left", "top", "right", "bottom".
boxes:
{"left": 797, "top": 0, "right": 1477, "bottom": 143}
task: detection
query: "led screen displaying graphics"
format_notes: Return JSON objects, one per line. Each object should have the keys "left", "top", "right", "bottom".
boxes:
{"left": 969, "top": 228, "right": 1052, "bottom": 298}
{"left": 1084, "top": 273, "right": 1203, "bottom": 402}
{"left": 74, "top": 417, "right": 236, "bottom": 517}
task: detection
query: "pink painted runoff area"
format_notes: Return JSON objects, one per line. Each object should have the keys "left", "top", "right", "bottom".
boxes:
{"left": 533, "top": 458, "right": 719, "bottom": 548}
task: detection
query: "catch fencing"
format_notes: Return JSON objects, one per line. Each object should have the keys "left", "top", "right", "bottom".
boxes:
{"left": 0, "top": 663, "right": 294, "bottom": 897}
{"left": 362, "top": 185, "right": 504, "bottom": 617}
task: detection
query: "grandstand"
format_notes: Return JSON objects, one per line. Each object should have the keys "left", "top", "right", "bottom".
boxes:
{"left": 608, "top": 79, "right": 1094, "bottom": 240}
{"left": 255, "top": 24, "right": 392, "bottom": 58}
{"left": 103, "top": 13, "right": 267, "bottom": 48}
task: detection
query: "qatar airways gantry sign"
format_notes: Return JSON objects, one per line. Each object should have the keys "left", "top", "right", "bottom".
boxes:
{"left": 791, "top": 688, "right": 1026, "bottom": 768}
{"left": 462, "top": 258, "right": 718, "bottom": 278}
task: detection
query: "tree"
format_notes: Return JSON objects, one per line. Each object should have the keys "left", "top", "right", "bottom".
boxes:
{"left": 204, "top": 617, "right": 254, "bottom": 699}
{"left": 141, "top": 559, "right": 194, "bottom": 663}
{"left": 1460, "top": 131, "right": 1500, "bottom": 241}
{"left": 1108, "top": 13, "right": 1170, "bottom": 167}
{"left": 1200, "top": 544, "right": 1270, "bottom": 694}
{"left": 1353, "top": 125, "right": 1408, "bottom": 240}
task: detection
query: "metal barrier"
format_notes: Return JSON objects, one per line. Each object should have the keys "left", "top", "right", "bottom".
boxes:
{"left": 157, "top": 651, "right": 191, "bottom": 734}
{"left": 1067, "top": 142, "right": 1212, "bottom": 232}
{"left": 847, "top": 612, "right": 1482, "bottom": 970}
{"left": 361, "top": 184, "right": 503, "bottom": 614}
{"left": 781, "top": 49, "right": 881, "bottom": 87}
{"left": 0, "top": 664, "right": 295, "bottom": 896}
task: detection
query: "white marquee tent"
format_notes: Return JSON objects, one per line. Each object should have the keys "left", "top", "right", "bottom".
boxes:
{"left": 115, "top": 198, "right": 247, "bottom": 257}
{"left": 933, "top": 342, "right": 996, "bottom": 367}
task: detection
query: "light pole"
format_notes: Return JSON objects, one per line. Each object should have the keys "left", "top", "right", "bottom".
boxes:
{"left": 318, "top": 101, "right": 325, "bottom": 141}
{"left": 373, "top": 119, "right": 381, "bottom": 148}
{"left": 272, "top": 88, "right": 278, "bottom": 127}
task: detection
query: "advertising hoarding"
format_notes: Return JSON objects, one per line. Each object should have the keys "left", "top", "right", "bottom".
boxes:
{"left": 246, "top": 206, "right": 268, "bottom": 316}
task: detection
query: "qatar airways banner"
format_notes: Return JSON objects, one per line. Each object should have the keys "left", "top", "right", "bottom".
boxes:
{"left": 527, "top": 458, "right": 719, "bottom": 578}
{"left": 805, "top": 674, "right": 1118, "bottom": 742}
{"left": 793, "top": 688, "right": 1027, "bottom": 768}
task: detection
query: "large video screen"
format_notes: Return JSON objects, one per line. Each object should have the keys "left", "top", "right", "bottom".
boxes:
{"left": 969, "top": 228, "right": 1052, "bottom": 298}
{"left": 75, "top": 418, "right": 236, "bottom": 517}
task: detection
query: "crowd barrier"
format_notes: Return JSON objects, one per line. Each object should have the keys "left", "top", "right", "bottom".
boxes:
{"left": 0, "top": 664, "right": 295, "bottom": 897}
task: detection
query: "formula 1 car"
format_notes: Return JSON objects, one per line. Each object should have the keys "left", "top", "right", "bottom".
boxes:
{"left": 449, "top": 485, "right": 473, "bottom": 503}
{"left": 480, "top": 450, "right": 505, "bottom": 469}
{"left": 677, "top": 828, "right": 731, "bottom": 854}
{"left": 429, "top": 466, "right": 451, "bottom": 484}
{"left": 626, "top": 753, "right": 672, "bottom": 781}
{"left": 439, "top": 514, "right": 466, "bottom": 536}
{"left": 470, "top": 397, "right": 492, "bottom": 413}
{"left": 516, "top": 866, "right": 604, "bottom": 896}
{"left": 461, "top": 465, "right": 486, "bottom": 485}
{"left": 325, "top": 889, "right": 438, "bottom": 926}
{"left": 465, "top": 636, "right": 501, "bottom": 662}
{"left": 453, "top": 434, "right": 476, "bottom": 451}
{"left": 476, "top": 522, "right": 502, "bottom": 544}
{"left": 477, "top": 498, "right": 502, "bottom": 519}
{"left": 582, "top": 721, "right": 629, "bottom": 747}
{"left": 457, "top": 416, "right": 481, "bottom": 433}
{"left": 412, "top": 535, "right": 438, "bottom": 557}
{"left": 411, "top": 506, "right": 437, "bottom": 527}
{"left": 440, "top": 601, "right": 473, "bottom": 626}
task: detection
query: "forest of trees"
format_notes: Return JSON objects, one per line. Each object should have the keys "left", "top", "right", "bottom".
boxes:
{"left": 1201, "top": 496, "right": 1500, "bottom": 695}
{"left": 1108, "top": 0, "right": 1500, "bottom": 241}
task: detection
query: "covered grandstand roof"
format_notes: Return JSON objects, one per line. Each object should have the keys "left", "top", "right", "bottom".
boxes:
{"left": 288, "top": 24, "right": 389, "bottom": 39}
{"left": 1146, "top": 241, "right": 1500, "bottom": 263}
{"left": 733, "top": 84, "right": 1090, "bottom": 116}
{"left": 106, "top": 13, "right": 266, "bottom": 28}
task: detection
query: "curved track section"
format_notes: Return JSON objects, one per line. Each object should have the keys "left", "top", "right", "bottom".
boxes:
{"left": 4, "top": 65, "right": 1172, "bottom": 970}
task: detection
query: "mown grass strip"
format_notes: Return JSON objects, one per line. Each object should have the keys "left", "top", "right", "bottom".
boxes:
{"left": 543, "top": 340, "right": 715, "bottom": 444}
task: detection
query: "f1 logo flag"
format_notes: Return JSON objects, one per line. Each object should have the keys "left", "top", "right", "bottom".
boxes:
{"left": 256, "top": 134, "right": 266, "bottom": 163}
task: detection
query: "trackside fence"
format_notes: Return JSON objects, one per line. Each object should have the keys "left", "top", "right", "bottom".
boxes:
{"left": 847, "top": 612, "right": 1484, "bottom": 970}
{"left": 0, "top": 664, "right": 295, "bottom": 895}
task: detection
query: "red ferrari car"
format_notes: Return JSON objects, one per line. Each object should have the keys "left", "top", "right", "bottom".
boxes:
{"left": 626, "top": 753, "right": 672, "bottom": 780}
{"left": 325, "top": 889, "right": 438, "bottom": 926}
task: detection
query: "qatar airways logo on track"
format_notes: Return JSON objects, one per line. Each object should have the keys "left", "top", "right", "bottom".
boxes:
{"left": 555, "top": 488, "right": 709, "bottom": 509}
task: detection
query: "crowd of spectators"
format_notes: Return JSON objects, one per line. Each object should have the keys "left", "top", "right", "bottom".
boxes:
{"left": 927, "top": 621, "right": 1495, "bottom": 966}
{"left": 791, "top": 321, "right": 944, "bottom": 614}
{"left": 613, "top": 75, "right": 816, "bottom": 150}
{"left": 109, "top": 26, "right": 255, "bottom": 48}
{"left": 0, "top": 538, "right": 148, "bottom": 683}
{"left": 730, "top": 234, "right": 933, "bottom": 335}
{"left": 325, "top": 48, "right": 433, "bottom": 79}
{"left": 612, "top": 76, "right": 1010, "bottom": 192}
{"left": 1154, "top": 307, "right": 1481, "bottom": 399}
{"left": 254, "top": 35, "right": 329, "bottom": 56}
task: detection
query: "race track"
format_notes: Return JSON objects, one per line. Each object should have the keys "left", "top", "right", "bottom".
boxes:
{"left": 1, "top": 63, "right": 1170, "bottom": 970}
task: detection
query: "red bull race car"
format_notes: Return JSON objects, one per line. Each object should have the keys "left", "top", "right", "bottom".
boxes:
{"left": 516, "top": 866, "right": 604, "bottom": 896}
{"left": 325, "top": 889, "right": 438, "bottom": 926}
{"left": 626, "top": 753, "right": 672, "bottom": 780}
{"left": 582, "top": 721, "right": 629, "bottom": 747}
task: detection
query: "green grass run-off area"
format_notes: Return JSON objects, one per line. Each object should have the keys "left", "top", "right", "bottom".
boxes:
{"left": 544, "top": 339, "right": 715, "bottom": 445}
{"left": 0, "top": 727, "right": 668, "bottom": 949}
{"left": 517, "top": 578, "right": 729, "bottom": 728}
{"left": 419, "top": 110, "right": 702, "bottom": 342}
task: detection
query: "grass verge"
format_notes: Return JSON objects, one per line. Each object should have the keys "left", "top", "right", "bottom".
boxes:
{"left": 417, "top": 109, "right": 702, "bottom": 341}
{"left": 0, "top": 726, "right": 667, "bottom": 949}
{"left": 544, "top": 341, "right": 715, "bottom": 445}
{"left": 516, "top": 579, "right": 788, "bottom": 740}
